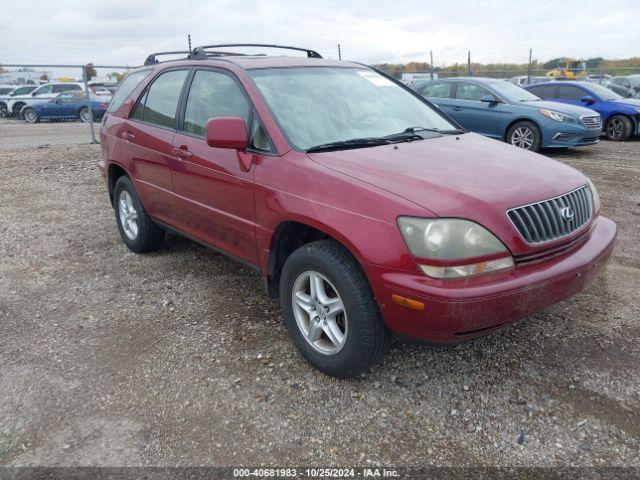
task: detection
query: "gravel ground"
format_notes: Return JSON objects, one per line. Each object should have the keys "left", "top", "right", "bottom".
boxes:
{"left": 0, "top": 139, "right": 639, "bottom": 467}
{"left": 0, "top": 118, "right": 95, "bottom": 149}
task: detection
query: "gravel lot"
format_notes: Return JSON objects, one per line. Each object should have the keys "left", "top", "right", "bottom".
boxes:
{"left": 0, "top": 118, "right": 95, "bottom": 149}
{"left": 0, "top": 138, "right": 639, "bottom": 467}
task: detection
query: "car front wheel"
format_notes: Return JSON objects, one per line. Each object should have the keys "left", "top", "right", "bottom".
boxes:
{"left": 22, "top": 108, "right": 39, "bottom": 123}
{"left": 79, "top": 107, "right": 91, "bottom": 123}
{"left": 507, "top": 121, "right": 542, "bottom": 152}
{"left": 280, "top": 240, "right": 389, "bottom": 378}
{"left": 113, "top": 176, "right": 164, "bottom": 253}
{"left": 605, "top": 115, "right": 632, "bottom": 141}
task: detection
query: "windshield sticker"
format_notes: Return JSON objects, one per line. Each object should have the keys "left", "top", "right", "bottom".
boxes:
{"left": 357, "top": 71, "right": 395, "bottom": 87}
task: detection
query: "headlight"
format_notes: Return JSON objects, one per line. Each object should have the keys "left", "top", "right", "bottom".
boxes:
{"left": 539, "top": 108, "right": 576, "bottom": 123}
{"left": 586, "top": 178, "right": 601, "bottom": 214}
{"left": 397, "top": 217, "right": 514, "bottom": 279}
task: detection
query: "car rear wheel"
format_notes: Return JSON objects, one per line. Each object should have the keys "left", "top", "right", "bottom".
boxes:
{"left": 113, "top": 176, "right": 164, "bottom": 253}
{"left": 23, "top": 108, "right": 39, "bottom": 124}
{"left": 507, "top": 121, "right": 542, "bottom": 152}
{"left": 12, "top": 102, "right": 25, "bottom": 117}
{"left": 79, "top": 107, "right": 92, "bottom": 123}
{"left": 0, "top": 103, "right": 7, "bottom": 118}
{"left": 280, "top": 240, "right": 389, "bottom": 378}
{"left": 605, "top": 115, "right": 632, "bottom": 141}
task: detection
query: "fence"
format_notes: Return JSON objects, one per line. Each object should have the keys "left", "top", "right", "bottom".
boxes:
{"left": 2, "top": 61, "right": 640, "bottom": 150}
{"left": 0, "top": 64, "right": 133, "bottom": 150}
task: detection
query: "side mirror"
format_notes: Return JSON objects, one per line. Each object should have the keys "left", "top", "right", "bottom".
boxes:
{"left": 480, "top": 94, "right": 499, "bottom": 103}
{"left": 581, "top": 95, "right": 596, "bottom": 104}
{"left": 206, "top": 117, "right": 248, "bottom": 150}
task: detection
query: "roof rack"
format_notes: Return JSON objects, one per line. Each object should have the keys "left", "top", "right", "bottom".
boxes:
{"left": 189, "top": 43, "right": 322, "bottom": 59}
{"left": 144, "top": 50, "right": 192, "bottom": 66}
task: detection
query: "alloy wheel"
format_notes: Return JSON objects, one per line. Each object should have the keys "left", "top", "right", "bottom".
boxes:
{"left": 118, "top": 190, "right": 139, "bottom": 241}
{"left": 79, "top": 108, "right": 91, "bottom": 123}
{"left": 511, "top": 126, "right": 535, "bottom": 149}
{"left": 292, "top": 270, "right": 348, "bottom": 355}
{"left": 607, "top": 118, "right": 624, "bottom": 140}
{"left": 24, "top": 110, "right": 37, "bottom": 123}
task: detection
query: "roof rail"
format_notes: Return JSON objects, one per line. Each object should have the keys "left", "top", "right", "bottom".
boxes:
{"left": 189, "top": 43, "right": 322, "bottom": 59}
{"left": 144, "top": 50, "right": 192, "bottom": 66}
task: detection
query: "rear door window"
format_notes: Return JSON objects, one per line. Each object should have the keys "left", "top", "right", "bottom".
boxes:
{"left": 528, "top": 85, "right": 556, "bottom": 99}
{"left": 53, "top": 84, "right": 81, "bottom": 93}
{"left": 455, "top": 83, "right": 493, "bottom": 101}
{"left": 556, "top": 85, "right": 586, "bottom": 101}
{"left": 34, "top": 85, "right": 53, "bottom": 95}
{"left": 132, "top": 69, "right": 189, "bottom": 129}
{"left": 420, "top": 82, "right": 453, "bottom": 99}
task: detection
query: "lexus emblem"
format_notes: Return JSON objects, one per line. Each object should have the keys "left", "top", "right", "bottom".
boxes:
{"left": 559, "top": 206, "right": 574, "bottom": 221}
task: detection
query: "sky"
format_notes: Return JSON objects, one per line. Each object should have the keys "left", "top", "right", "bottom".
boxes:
{"left": 1, "top": 0, "right": 639, "bottom": 69}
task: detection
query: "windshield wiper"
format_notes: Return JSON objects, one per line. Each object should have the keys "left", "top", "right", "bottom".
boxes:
{"left": 306, "top": 137, "right": 393, "bottom": 153}
{"left": 403, "top": 126, "right": 465, "bottom": 135}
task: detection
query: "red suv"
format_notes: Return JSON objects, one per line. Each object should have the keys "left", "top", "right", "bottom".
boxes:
{"left": 99, "top": 44, "right": 616, "bottom": 377}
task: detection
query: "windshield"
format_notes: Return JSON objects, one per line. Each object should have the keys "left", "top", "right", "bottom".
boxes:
{"left": 249, "top": 67, "right": 458, "bottom": 150}
{"left": 486, "top": 81, "right": 541, "bottom": 102}
{"left": 583, "top": 82, "right": 623, "bottom": 100}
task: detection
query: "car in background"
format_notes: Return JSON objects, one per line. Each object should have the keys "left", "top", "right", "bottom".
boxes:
{"left": 525, "top": 81, "right": 640, "bottom": 141}
{"left": 20, "top": 91, "right": 109, "bottom": 123}
{"left": 584, "top": 76, "right": 634, "bottom": 98}
{"left": 87, "top": 82, "right": 115, "bottom": 98}
{"left": 612, "top": 76, "right": 640, "bottom": 98}
{"left": 413, "top": 78, "right": 601, "bottom": 151}
{"left": 509, "top": 76, "right": 552, "bottom": 87}
{"left": 0, "top": 85, "right": 39, "bottom": 117}
{"left": 6, "top": 82, "right": 85, "bottom": 117}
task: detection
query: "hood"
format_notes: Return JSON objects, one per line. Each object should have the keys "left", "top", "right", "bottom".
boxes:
{"left": 611, "top": 98, "right": 640, "bottom": 108}
{"left": 307, "top": 133, "right": 587, "bottom": 243}
{"left": 521, "top": 100, "right": 599, "bottom": 116}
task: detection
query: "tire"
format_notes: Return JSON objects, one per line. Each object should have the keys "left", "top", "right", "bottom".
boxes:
{"left": 12, "top": 102, "right": 25, "bottom": 117}
{"left": 280, "top": 240, "right": 389, "bottom": 378}
{"left": 22, "top": 108, "right": 39, "bottom": 123}
{"left": 507, "top": 120, "right": 542, "bottom": 152}
{"left": 79, "top": 107, "right": 91, "bottom": 123}
{"left": 604, "top": 115, "right": 632, "bottom": 141}
{"left": 0, "top": 103, "right": 7, "bottom": 118}
{"left": 113, "top": 176, "right": 164, "bottom": 253}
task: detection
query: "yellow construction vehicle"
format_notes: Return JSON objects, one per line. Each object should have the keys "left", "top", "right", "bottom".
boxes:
{"left": 546, "top": 59, "right": 588, "bottom": 79}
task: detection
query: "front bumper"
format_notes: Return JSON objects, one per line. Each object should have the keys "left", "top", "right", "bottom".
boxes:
{"left": 366, "top": 216, "right": 616, "bottom": 343}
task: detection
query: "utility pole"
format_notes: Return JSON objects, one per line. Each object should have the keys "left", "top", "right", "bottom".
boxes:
{"left": 188, "top": 34, "right": 192, "bottom": 51}
{"left": 527, "top": 48, "right": 532, "bottom": 85}
{"left": 467, "top": 51, "right": 471, "bottom": 76}
{"left": 337, "top": 44, "right": 342, "bottom": 61}
{"left": 430, "top": 50, "right": 434, "bottom": 80}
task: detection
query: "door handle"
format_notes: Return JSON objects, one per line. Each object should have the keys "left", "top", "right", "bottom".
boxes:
{"left": 451, "top": 106, "right": 463, "bottom": 111}
{"left": 122, "top": 131, "right": 135, "bottom": 141}
{"left": 172, "top": 146, "right": 192, "bottom": 158}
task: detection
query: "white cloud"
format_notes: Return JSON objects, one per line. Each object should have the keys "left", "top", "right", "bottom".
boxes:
{"left": 0, "top": 0, "right": 638, "bottom": 67}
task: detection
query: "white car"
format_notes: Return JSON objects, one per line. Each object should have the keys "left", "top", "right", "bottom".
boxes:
{"left": 0, "top": 85, "right": 39, "bottom": 117}
{"left": 6, "top": 82, "right": 85, "bottom": 117}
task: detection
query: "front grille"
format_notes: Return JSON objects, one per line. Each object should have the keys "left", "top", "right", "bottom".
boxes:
{"left": 507, "top": 185, "right": 593, "bottom": 244}
{"left": 581, "top": 115, "right": 602, "bottom": 129}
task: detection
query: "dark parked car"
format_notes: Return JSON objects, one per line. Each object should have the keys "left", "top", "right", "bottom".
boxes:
{"left": 21, "top": 92, "right": 109, "bottom": 123}
{"left": 413, "top": 78, "right": 601, "bottom": 151}
{"left": 526, "top": 81, "right": 640, "bottom": 141}
{"left": 99, "top": 44, "right": 615, "bottom": 377}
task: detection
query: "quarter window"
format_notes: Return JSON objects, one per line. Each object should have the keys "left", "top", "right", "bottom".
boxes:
{"left": 108, "top": 70, "right": 152, "bottom": 113}
{"left": 183, "top": 70, "right": 250, "bottom": 136}
{"left": 132, "top": 70, "right": 188, "bottom": 129}
{"left": 420, "top": 82, "right": 452, "bottom": 99}
{"left": 455, "top": 83, "right": 493, "bottom": 101}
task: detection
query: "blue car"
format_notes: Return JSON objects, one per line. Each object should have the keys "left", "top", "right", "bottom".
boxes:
{"left": 21, "top": 92, "right": 109, "bottom": 123}
{"left": 525, "top": 81, "right": 640, "bottom": 141}
{"left": 413, "top": 78, "right": 602, "bottom": 152}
